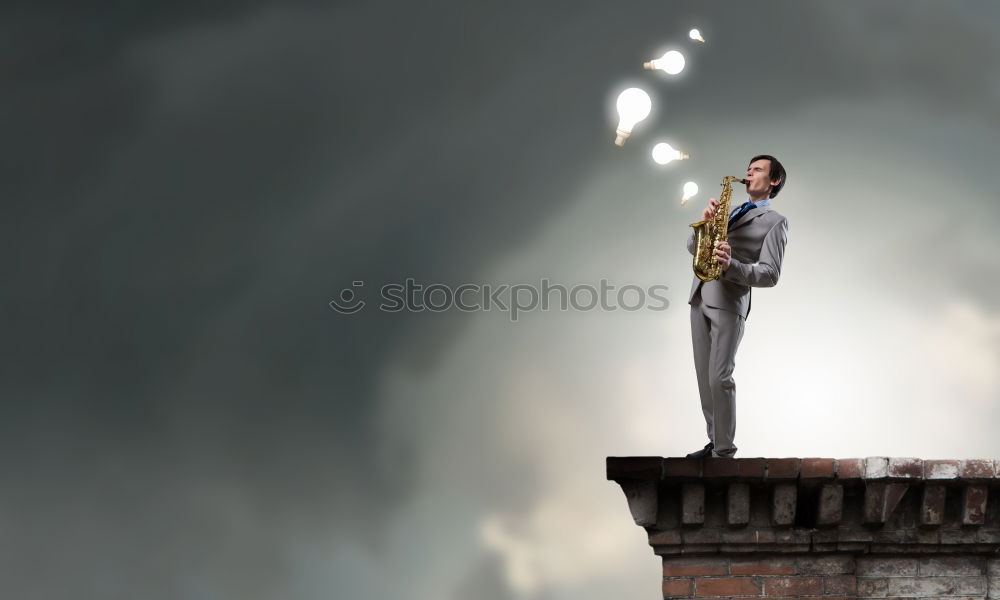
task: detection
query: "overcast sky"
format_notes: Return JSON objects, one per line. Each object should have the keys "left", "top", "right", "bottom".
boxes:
{"left": 3, "top": 1, "right": 1000, "bottom": 599}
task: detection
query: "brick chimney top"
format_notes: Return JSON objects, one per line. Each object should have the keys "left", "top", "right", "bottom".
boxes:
{"left": 607, "top": 457, "right": 1000, "bottom": 599}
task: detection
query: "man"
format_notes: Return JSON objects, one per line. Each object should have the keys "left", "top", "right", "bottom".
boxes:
{"left": 685, "top": 155, "right": 789, "bottom": 459}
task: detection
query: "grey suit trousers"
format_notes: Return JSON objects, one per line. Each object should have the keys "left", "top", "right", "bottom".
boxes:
{"left": 690, "top": 291, "right": 745, "bottom": 456}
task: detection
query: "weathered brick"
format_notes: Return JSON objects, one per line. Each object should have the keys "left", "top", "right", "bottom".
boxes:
{"left": 857, "top": 575, "right": 986, "bottom": 597}
{"left": 857, "top": 556, "right": 918, "bottom": 576}
{"left": 663, "top": 558, "right": 728, "bottom": 576}
{"left": 730, "top": 558, "right": 795, "bottom": 575}
{"left": 704, "top": 458, "right": 739, "bottom": 478}
{"left": 918, "top": 556, "right": 985, "bottom": 576}
{"left": 766, "top": 458, "right": 800, "bottom": 480}
{"left": 650, "top": 530, "right": 683, "bottom": 545}
{"left": 961, "top": 459, "right": 994, "bottom": 480}
{"left": 833, "top": 529, "right": 875, "bottom": 543}
{"left": 971, "top": 540, "right": 999, "bottom": 550}
{"left": 662, "top": 577, "right": 693, "bottom": 597}
{"left": 856, "top": 576, "right": 889, "bottom": 597}
{"left": 763, "top": 576, "right": 823, "bottom": 596}
{"left": 870, "top": 544, "right": 938, "bottom": 555}
{"left": 797, "top": 554, "right": 855, "bottom": 575}
{"left": 811, "top": 529, "right": 840, "bottom": 544}
{"left": 681, "top": 528, "right": 724, "bottom": 545}
{"left": 664, "top": 457, "right": 702, "bottom": 478}
{"left": 619, "top": 479, "right": 658, "bottom": 527}
{"left": 737, "top": 458, "right": 766, "bottom": 479}
{"left": 721, "top": 529, "right": 776, "bottom": 544}
{"left": 835, "top": 542, "right": 869, "bottom": 552}
{"left": 824, "top": 574, "right": 857, "bottom": 595}
{"left": 607, "top": 456, "right": 662, "bottom": 480}
{"left": 865, "top": 457, "right": 889, "bottom": 479}
{"left": 942, "top": 527, "right": 981, "bottom": 544}
{"left": 801, "top": 458, "right": 836, "bottom": 479}
{"left": 696, "top": 577, "right": 762, "bottom": 596}
{"left": 962, "top": 485, "right": 988, "bottom": 525}
{"left": 921, "top": 484, "right": 947, "bottom": 526}
{"left": 872, "top": 529, "right": 909, "bottom": 544}
{"left": 989, "top": 557, "right": 1000, "bottom": 578}
{"left": 679, "top": 545, "right": 722, "bottom": 555}
{"left": 989, "top": 558, "right": 1000, "bottom": 599}
{"left": 978, "top": 527, "right": 1000, "bottom": 544}
{"left": 772, "top": 543, "right": 811, "bottom": 552}
{"left": 914, "top": 529, "right": 941, "bottom": 544}
{"left": 863, "top": 481, "right": 908, "bottom": 524}
{"left": 837, "top": 458, "right": 864, "bottom": 480}
{"left": 728, "top": 483, "right": 750, "bottom": 527}
{"left": 772, "top": 483, "right": 796, "bottom": 527}
{"left": 773, "top": 529, "right": 813, "bottom": 545}
{"left": 925, "top": 459, "right": 960, "bottom": 480}
{"left": 719, "top": 543, "right": 779, "bottom": 553}
{"left": 888, "top": 457, "right": 923, "bottom": 478}
{"left": 682, "top": 483, "right": 705, "bottom": 525}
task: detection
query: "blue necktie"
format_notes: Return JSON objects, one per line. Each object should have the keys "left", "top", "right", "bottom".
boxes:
{"left": 728, "top": 201, "right": 757, "bottom": 226}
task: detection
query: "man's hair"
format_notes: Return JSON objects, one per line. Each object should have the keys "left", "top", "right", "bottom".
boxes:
{"left": 749, "top": 154, "right": 786, "bottom": 199}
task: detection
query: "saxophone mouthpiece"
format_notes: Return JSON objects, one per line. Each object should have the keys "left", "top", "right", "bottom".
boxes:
{"left": 738, "top": 178, "right": 749, "bottom": 184}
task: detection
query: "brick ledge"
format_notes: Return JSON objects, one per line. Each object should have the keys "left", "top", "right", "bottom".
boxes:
{"left": 607, "top": 456, "right": 1000, "bottom": 556}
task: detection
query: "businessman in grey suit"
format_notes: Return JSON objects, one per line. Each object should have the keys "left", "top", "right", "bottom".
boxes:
{"left": 685, "top": 155, "right": 789, "bottom": 458}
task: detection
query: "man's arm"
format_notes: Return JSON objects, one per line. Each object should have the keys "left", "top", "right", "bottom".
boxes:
{"left": 722, "top": 217, "right": 789, "bottom": 288}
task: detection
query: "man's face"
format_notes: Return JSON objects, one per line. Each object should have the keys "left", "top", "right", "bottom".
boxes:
{"left": 745, "top": 159, "right": 778, "bottom": 199}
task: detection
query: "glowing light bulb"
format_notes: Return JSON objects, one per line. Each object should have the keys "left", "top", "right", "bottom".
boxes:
{"left": 681, "top": 181, "right": 699, "bottom": 205}
{"left": 689, "top": 29, "right": 705, "bottom": 43}
{"left": 613, "top": 87, "right": 651, "bottom": 147}
{"left": 651, "top": 142, "right": 690, "bottom": 165}
{"left": 643, "top": 50, "right": 685, "bottom": 75}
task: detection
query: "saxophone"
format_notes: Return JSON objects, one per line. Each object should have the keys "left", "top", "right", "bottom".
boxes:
{"left": 690, "top": 175, "right": 748, "bottom": 282}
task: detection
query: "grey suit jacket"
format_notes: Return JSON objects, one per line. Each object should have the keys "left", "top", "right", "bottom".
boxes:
{"left": 686, "top": 205, "right": 789, "bottom": 319}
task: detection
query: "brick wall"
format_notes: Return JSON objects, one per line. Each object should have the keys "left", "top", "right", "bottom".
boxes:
{"left": 661, "top": 555, "right": 856, "bottom": 599}
{"left": 856, "top": 556, "right": 994, "bottom": 599}
{"left": 607, "top": 457, "right": 1000, "bottom": 600}
{"left": 656, "top": 554, "right": 1000, "bottom": 599}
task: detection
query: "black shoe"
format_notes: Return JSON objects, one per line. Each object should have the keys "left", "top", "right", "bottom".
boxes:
{"left": 686, "top": 442, "right": 714, "bottom": 458}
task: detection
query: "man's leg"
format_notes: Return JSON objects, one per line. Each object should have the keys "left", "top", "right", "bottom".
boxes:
{"left": 704, "top": 305, "right": 745, "bottom": 457}
{"left": 689, "top": 296, "right": 714, "bottom": 443}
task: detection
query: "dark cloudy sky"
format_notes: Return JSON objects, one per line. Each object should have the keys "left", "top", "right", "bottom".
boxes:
{"left": 4, "top": 1, "right": 1000, "bottom": 598}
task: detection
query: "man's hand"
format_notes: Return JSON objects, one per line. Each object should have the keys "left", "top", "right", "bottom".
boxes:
{"left": 713, "top": 240, "right": 732, "bottom": 271}
{"left": 701, "top": 197, "right": 720, "bottom": 222}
